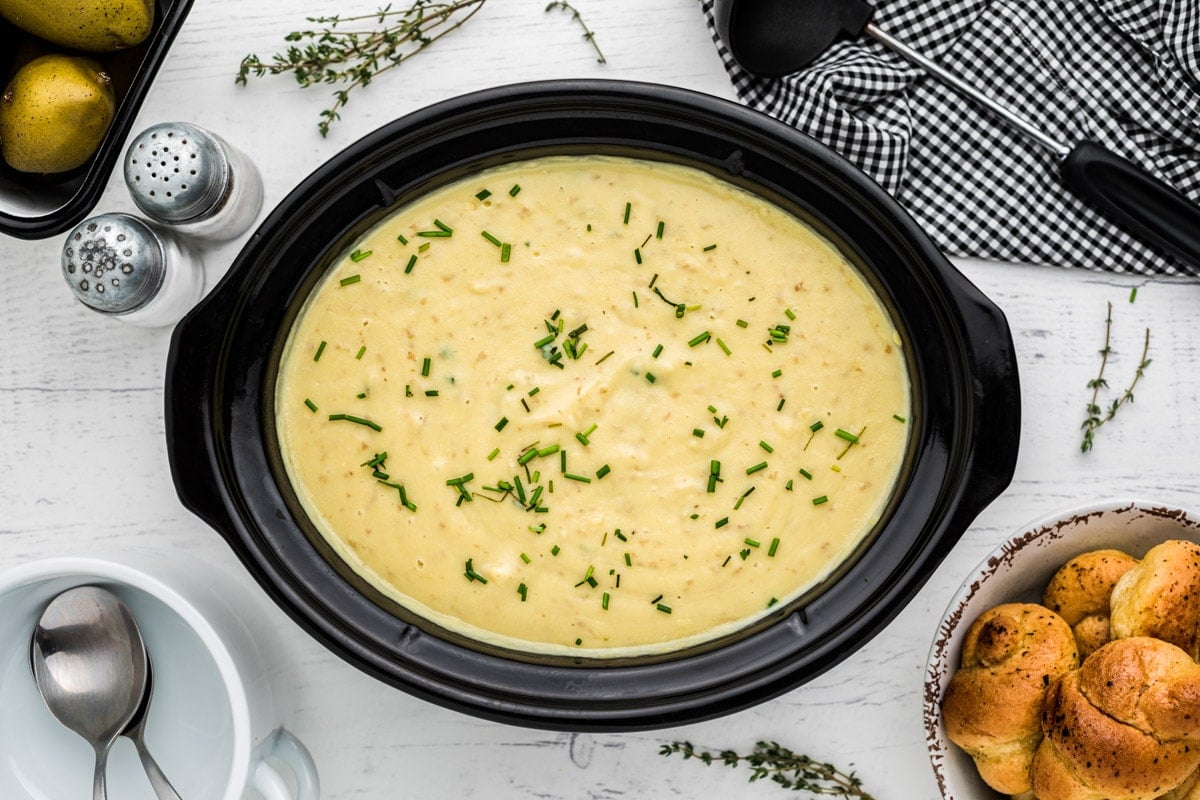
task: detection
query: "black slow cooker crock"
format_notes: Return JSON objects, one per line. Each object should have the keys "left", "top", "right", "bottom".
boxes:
{"left": 165, "top": 80, "right": 1020, "bottom": 731}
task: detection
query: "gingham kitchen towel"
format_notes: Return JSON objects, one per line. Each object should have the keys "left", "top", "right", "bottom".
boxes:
{"left": 701, "top": 0, "right": 1200, "bottom": 275}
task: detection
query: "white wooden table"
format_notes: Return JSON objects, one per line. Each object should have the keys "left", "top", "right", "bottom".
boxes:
{"left": 2, "top": 1, "right": 1198, "bottom": 797}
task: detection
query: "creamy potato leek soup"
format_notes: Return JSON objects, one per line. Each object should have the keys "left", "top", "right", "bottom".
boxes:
{"left": 275, "top": 155, "right": 910, "bottom": 657}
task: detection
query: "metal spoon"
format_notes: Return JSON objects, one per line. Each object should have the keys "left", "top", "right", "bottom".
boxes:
{"left": 122, "top": 659, "right": 183, "bottom": 800}
{"left": 712, "top": 0, "right": 1200, "bottom": 266}
{"left": 30, "top": 586, "right": 148, "bottom": 800}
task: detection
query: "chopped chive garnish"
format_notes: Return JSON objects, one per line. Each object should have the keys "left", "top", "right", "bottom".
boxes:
{"left": 759, "top": 441, "right": 774, "bottom": 453}
{"left": 533, "top": 332, "right": 556, "bottom": 349}
{"left": 304, "top": 398, "right": 318, "bottom": 412}
{"left": 559, "top": 450, "right": 567, "bottom": 472}
{"left": 688, "top": 331, "right": 711, "bottom": 347}
{"left": 746, "top": 461, "right": 768, "bottom": 475}
{"left": 564, "top": 473, "right": 592, "bottom": 483}
{"left": 740, "top": 548, "right": 751, "bottom": 560}
{"left": 475, "top": 189, "right": 492, "bottom": 201}
{"left": 734, "top": 486, "right": 756, "bottom": 511}
{"left": 634, "top": 248, "right": 643, "bottom": 264}
{"left": 632, "top": 291, "right": 639, "bottom": 308}
{"left": 1130, "top": 286, "right": 1139, "bottom": 303}
{"left": 528, "top": 387, "right": 540, "bottom": 397}
{"left": 625, "top": 552, "right": 632, "bottom": 566}
{"left": 517, "top": 449, "right": 537, "bottom": 466}
{"left": 652, "top": 344, "right": 664, "bottom": 358}
{"left": 313, "top": 340, "right": 327, "bottom": 361}
{"left": 446, "top": 472, "right": 474, "bottom": 485}
{"left": 416, "top": 229, "right": 451, "bottom": 238}
{"left": 785, "top": 479, "right": 794, "bottom": 491}
{"left": 551, "top": 545, "right": 561, "bottom": 556}
{"left": 495, "top": 417, "right": 509, "bottom": 432}
{"left": 520, "top": 552, "right": 531, "bottom": 564}
{"left": 350, "top": 249, "right": 371, "bottom": 263}
{"left": 831, "top": 464, "right": 841, "bottom": 472}
{"left": 355, "top": 346, "right": 366, "bottom": 360}
{"left": 517, "top": 582, "right": 527, "bottom": 601}
{"left": 481, "top": 230, "right": 502, "bottom": 247}
{"left": 715, "top": 517, "right": 729, "bottom": 529}
{"left": 623, "top": 202, "right": 631, "bottom": 224}
{"left": 596, "top": 464, "right": 611, "bottom": 480}
{"left": 745, "top": 538, "right": 761, "bottom": 548}
{"left": 835, "top": 428, "right": 860, "bottom": 444}
{"left": 703, "top": 243, "right": 717, "bottom": 252}
{"left": 509, "top": 184, "right": 521, "bottom": 197}
{"left": 327, "top": 413, "right": 382, "bottom": 431}
{"left": 529, "top": 523, "right": 546, "bottom": 533}
{"left": 650, "top": 594, "right": 663, "bottom": 604}
{"left": 708, "top": 404, "right": 718, "bottom": 414}
{"left": 716, "top": 337, "right": 731, "bottom": 355}
{"left": 648, "top": 273, "right": 658, "bottom": 289}
{"left": 656, "top": 603, "right": 672, "bottom": 614}
{"left": 404, "top": 254, "right": 417, "bottom": 273}
{"left": 396, "top": 233, "right": 408, "bottom": 245}
{"left": 602, "top": 592, "right": 610, "bottom": 610}
{"left": 799, "top": 468, "right": 813, "bottom": 480}
{"left": 693, "top": 428, "right": 705, "bottom": 438}
{"left": 339, "top": 274, "right": 362, "bottom": 286}
{"left": 537, "top": 444, "right": 560, "bottom": 457}
{"left": 784, "top": 308, "right": 796, "bottom": 321}
{"left": 463, "top": 559, "right": 488, "bottom": 583}
{"left": 656, "top": 221, "right": 665, "bottom": 239}
{"left": 614, "top": 529, "right": 627, "bottom": 542}
{"left": 813, "top": 495, "right": 829, "bottom": 506}
{"left": 487, "top": 447, "right": 500, "bottom": 461}
{"left": 777, "top": 398, "right": 786, "bottom": 411}
{"left": 433, "top": 219, "right": 452, "bottom": 233}
{"left": 500, "top": 242, "right": 512, "bottom": 262}
{"left": 767, "top": 597, "right": 778, "bottom": 608}
{"left": 424, "top": 390, "right": 439, "bottom": 397}
{"left": 771, "top": 369, "right": 782, "bottom": 379}
{"left": 736, "top": 319, "right": 749, "bottom": 328}
{"left": 418, "top": 242, "right": 430, "bottom": 252}
{"left": 421, "top": 357, "right": 431, "bottom": 377}
{"left": 645, "top": 372, "right": 657, "bottom": 384}
{"left": 894, "top": 414, "right": 907, "bottom": 423}
{"left": 722, "top": 555, "right": 732, "bottom": 567}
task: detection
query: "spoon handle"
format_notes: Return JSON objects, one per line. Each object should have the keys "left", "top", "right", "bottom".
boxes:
{"left": 132, "top": 732, "right": 183, "bottom": 800}
{"left": 92, "top": 743, "right": 110, "bottom": 800}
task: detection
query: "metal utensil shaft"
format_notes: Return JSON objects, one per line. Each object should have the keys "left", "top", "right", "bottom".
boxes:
{"left": 863, "top": 22, "right": 1071, "bottom": 157}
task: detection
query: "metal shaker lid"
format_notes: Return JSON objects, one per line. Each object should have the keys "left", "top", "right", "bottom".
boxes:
{"left": 61, "top": 213, "right": 165, "bottom": 314}
{"left": 123, "top": 122, "right": 230, "bottom": 224}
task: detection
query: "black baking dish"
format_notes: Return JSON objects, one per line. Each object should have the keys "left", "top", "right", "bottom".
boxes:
{"left": 0, "top": 0, "right": 193, "bottom": 240}
{"left": 165, "top": 79, "right": 1020, "bottom": 730}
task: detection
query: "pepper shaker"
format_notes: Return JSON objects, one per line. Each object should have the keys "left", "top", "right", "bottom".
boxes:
{"left": 123, "top": 122, "right": 263, "bottom": 241}
{"left": 61, "top": 213, "right": 203, "bottom": 328}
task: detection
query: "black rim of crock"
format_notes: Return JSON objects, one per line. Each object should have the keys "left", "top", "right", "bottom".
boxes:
{"left": 165, "top": 79, "right": 1020, "bottom": 730}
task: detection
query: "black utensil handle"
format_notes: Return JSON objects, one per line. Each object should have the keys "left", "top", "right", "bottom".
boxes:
{"left": 1060, "top": 141, "right": 1200, "bottom": 267}
{"left": 164, "top": 303, "right": 238, "bottom": 540}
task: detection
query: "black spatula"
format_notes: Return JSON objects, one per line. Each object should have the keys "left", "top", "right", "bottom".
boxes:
{"left": 713, "top": 0, "right": 1200, "bottom": 267}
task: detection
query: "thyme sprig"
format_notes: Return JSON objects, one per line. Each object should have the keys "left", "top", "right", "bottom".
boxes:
{"left": 237, "top": 1, "right": 487, "bottom": 137}
{"left": 660, "top": 741, "right": 875, "bottom": 798}
{"left": 1080, "top": 301, "right": 1151, "bottom": 453}
{"left": 545, "top": 1, "right": 606, "bottom": 63}
{"left": 237, "top": 0, "right": 607, "bottom": 136}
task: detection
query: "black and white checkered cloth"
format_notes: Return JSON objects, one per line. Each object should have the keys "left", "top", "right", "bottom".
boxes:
{"left": 701, "top": 0, "right": 1200, "bottom": 275}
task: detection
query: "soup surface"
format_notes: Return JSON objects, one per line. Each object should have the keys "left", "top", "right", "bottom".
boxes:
{"left": 276, "top": 155, "right": 910, "bottom": 657}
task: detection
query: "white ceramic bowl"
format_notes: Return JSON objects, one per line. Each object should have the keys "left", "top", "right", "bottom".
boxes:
{"left": 0, "top": 555, "right": 319, "bottom": 800}
{"left": 923, "top": 499, "right": 1200, "bottom": 800}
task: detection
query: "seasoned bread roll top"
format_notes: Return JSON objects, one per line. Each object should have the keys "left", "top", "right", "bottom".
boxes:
{"left": 1043, "top": 549, "right": 1138, "bottom": 658}
{"left": 942, "top": 603, "right": 1079, "bottom": 796}
{"left": 1110, "top": 539, "right": 1200, "bottom": 659}
{"left": 1032, "top": 637, "right": 1200, "bottom": 800}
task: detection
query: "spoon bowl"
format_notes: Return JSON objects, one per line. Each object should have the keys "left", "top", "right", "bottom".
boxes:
{"left": 31, "top": 586, "right": 149, "bottom": 800}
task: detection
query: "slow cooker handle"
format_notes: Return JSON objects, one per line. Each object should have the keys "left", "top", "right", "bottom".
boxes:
{"left": 165, "top": 305, "right": 239, "bottom": 540}
{"left": 948, "top": 279, "right": 1021, "bottom": 523}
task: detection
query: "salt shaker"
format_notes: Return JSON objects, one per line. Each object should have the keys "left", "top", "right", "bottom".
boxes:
{"left": 61, "top": 213, "right": 203, "bottom": 328}
{"left": 123, "top": 121, "right": 263, "bottom": 241}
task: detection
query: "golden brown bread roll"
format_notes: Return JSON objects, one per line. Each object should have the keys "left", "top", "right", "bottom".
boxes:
{"left": 1110, "top": 539, "right": 1200, "bottom": 658}
{"left": 1043, "top": 549, "right": 1139, "bottom": 658}
{"left": 942, "top": 603, "right": 1079, "bottom": 796}
{"left": 1031, "top": 637, "right": 1200, "bottom": 800}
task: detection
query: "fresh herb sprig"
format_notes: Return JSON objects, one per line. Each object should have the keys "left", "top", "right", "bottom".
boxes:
{"left": 1080, "top": 301, "right": 1151, "bottom": 453}
{"left": 237, "top": 1, "right": 487, "bottom": 137}
{"left": 660, "top": 741, "right": 875, "bottom": 798}
{"left": 237, "top": 1, "right": 606, "bottom": 136}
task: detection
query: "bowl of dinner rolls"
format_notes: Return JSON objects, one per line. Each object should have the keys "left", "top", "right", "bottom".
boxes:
{"left": 924, "top": 499, "right": 1200, "bottom": 800}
